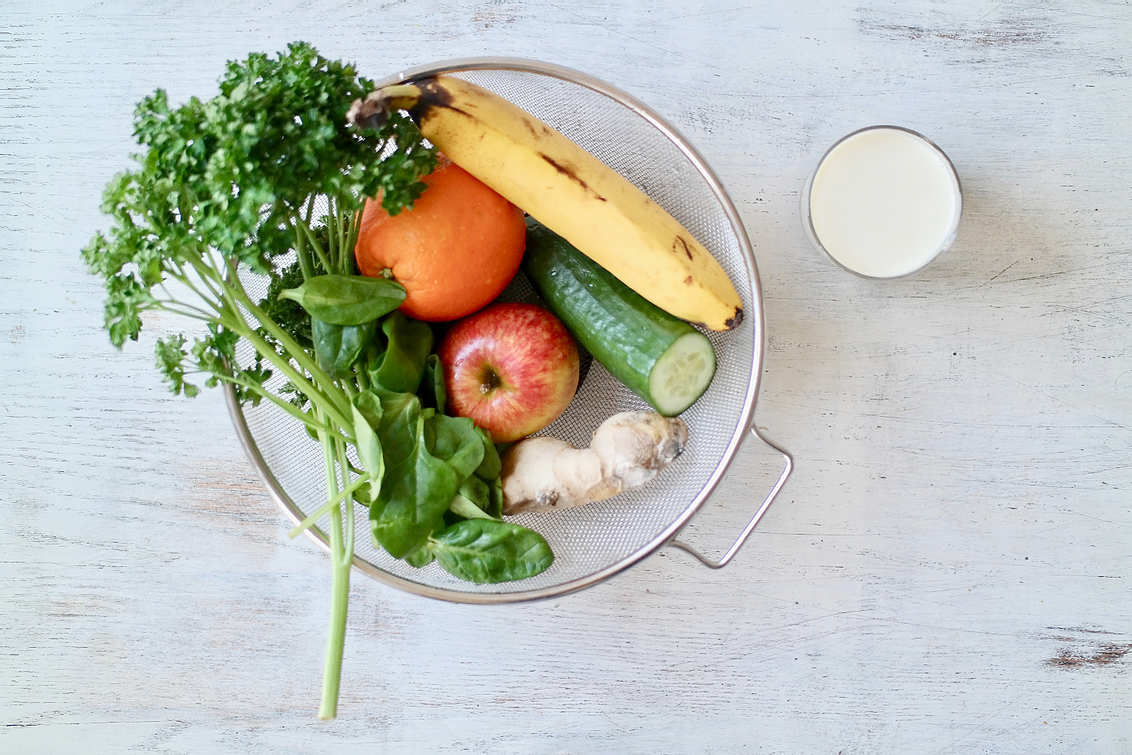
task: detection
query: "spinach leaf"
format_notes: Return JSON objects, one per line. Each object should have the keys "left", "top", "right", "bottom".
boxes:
{"left": 350, "top": 400, "right": 384, "bottom": 504}
{"left": 403, "top": 543, "right": 436, "bottom": 568}
{"left": 426, "top": 414, "right": 484, "bottom": 481}
{"left": 448, "top": 494, "right": 496, "bottom": 521}
{"left": 446, "top": 474, "right": 502, "bottom": 522}
{"left": 370, "top": 386, "right": 422, "bottom": 467}
{"left": 430, "top": 520, "right": 554, "bottom": 584}
{"left": 313, "top": 318, "right": 378, "bottom": 379}
{"left": 473, "top": 426, "right": 502, "bottom": 482}
{"left": 417, "top": 353, "right": 447, "bottom": 413}
{"left": 352, "top": 389, "right": 385, "bottom": 431}
{"left": 368, "top": 311, "right": 434, "bottom": 393}
{"left": 402, "top": 517, "right": 448, "bottom": 568}
{"left": 455, "top": 474, "right": 491, "bottom": 514}
{"left": 485, "top": 475, "right": 504, "bottom": 520}
{"left": 368, "top": 398, "right": 485, "bottom": 558}
{"left": 280, "top": 274, "right": 406, "bottom": 325}
{"left": 369, "top": 415, "right": 461, "bottom": 558}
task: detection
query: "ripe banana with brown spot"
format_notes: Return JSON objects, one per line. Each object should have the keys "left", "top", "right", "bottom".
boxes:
{"left": 348, "top": 75, "right": 743, "bottom": 331}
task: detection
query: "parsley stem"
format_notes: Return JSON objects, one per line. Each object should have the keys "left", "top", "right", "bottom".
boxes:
{"left": 151, "top": 302, "right": 217, "bottom": 324}
{"left": 220, "top": 263, "right": 354, "bottom": 428}
{"left": 203, "top": 277, "right": 353, "bottom": 433}
{"left": 325, "top": 195, "right": 339, "bottom": 273}
{"left": 153, "top": 277, "right": 219, "bottom": 322}
{"left": 335, "top": 436, "right": 357, "bottom": 571}
{"left": 295, "top": 223, "right": 315, "bottom": 282}
{"left": 314, "top": 410, "right": 350, "bottom": 721}
{"left": 319, "top": 550, "right": 350, "bottom": 720}
{"left": 296, "top": 220, "right": 333, "bottom": 276}
{"left": 180, "top": 250, "right": 228, "bottom": 301}
{"left": 344, "top": 207, "right": 364, "bottom": 272}
{"left": 211, "top": 370, "right": 334, "bottom": 436}
{"left": 239, "top": 324, "right": 354, "bottom": 433}
{"left": 330, "top": 196, "right": 362, "bottom": 276}
{"left": 288, "top": 475, "right": 369, "bottom": 538}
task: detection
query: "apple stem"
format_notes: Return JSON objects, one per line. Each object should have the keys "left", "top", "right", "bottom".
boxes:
{"left": 479, "top": 367, "right": 503, "bottom": 395}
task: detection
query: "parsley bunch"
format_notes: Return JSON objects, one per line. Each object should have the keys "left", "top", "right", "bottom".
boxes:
{"left": 82, "top": 42, "right": 438, "bottom": 718}
{"left": 84, "top": 41, "right": 435, "bottom": 404}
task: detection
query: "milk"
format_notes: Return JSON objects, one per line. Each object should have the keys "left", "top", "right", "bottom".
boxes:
{"left": 804, "top": 126, "right": 962, "bottom": 278}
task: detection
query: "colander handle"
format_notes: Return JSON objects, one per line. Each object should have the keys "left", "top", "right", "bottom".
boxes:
{"left": 667, "top": 427, "right": 793, "bottom": 569}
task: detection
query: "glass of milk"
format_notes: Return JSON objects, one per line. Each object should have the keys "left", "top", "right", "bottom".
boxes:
{"left": 802, "top": 126, "right": 962, "bottom": 278}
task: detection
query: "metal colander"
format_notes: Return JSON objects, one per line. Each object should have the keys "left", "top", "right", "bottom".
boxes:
{"left": 225, "top": 58, "right": 792, "bottom": 603}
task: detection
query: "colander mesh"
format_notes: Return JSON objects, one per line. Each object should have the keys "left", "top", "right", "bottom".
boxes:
{"left": 233, "top": 63, "right": 759, "bottom": 599}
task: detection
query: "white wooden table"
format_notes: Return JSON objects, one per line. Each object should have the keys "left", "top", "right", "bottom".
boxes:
{"left": 4, "top": 1, "right": 1130, "bottom": 752}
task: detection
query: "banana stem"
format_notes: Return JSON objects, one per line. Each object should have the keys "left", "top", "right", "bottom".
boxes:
{"left": 377, "top": 84, "right": 421, "bottom": 108}
{"left": 347, "top": 84, "right": 422, "bottom": 130}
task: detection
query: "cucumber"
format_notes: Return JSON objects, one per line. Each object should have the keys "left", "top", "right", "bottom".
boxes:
{"left": 522, "top": 218, "right": 716, "bottom": 416}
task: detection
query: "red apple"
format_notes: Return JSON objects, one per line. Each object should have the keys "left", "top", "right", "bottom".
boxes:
{"left": 437, "top": 302, "right": 580, "bottom": 443}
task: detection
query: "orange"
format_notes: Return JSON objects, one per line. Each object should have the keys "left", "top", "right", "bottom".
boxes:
{"left": 354, "top": 156, "right": 527, "bottom": 322}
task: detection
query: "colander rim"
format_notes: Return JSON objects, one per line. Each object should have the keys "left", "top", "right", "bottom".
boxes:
{"left": 226, "top": 56, "right": 768, "bottom": 603}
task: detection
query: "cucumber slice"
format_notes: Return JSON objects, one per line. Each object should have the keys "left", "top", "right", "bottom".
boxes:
{"left": 523, "top": 218, "right": 717, "bottom": 416}
{"left": 648, "top": 330, "right": 716, "bottom": 415}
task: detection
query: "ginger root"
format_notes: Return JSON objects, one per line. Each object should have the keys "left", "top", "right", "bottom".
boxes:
{"left": 501, "top": 411, "right": 689, "bottom": 515}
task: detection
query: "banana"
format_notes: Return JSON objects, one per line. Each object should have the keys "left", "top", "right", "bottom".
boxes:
{"left": 348, "top": 75, "right": 743, "bottom": 331}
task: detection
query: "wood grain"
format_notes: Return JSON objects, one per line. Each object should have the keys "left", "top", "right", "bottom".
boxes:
{"left": 3, "top": 1, "right": 1130, "bottom": 752}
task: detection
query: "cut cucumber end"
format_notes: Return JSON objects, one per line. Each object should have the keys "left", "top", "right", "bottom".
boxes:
{"left": 647, "top": 331, "right": 717, "bottom": 416}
